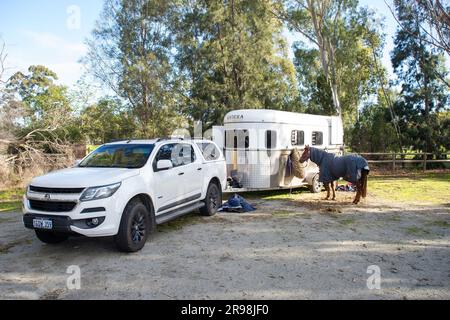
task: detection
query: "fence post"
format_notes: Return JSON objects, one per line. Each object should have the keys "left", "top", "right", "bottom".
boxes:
{"left": 423, "top": 153, "right": 427, "bottom": 172}
{"left": 392, "top": 153, "right": 396, "bottom": 172}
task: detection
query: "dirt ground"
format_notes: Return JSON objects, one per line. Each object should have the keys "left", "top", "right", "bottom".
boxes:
{"left": 0, "top": 190, "right": 449, "bottom": 300}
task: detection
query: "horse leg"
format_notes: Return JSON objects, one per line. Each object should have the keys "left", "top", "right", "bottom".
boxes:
{"left": 324, "top": 183, "right": 330, "bottom": 200}
{"left": 353, "top": 180, "right": 362, "bottom": 204}
{"left": 331, "top": 181, "right": 336, "bottom": 200}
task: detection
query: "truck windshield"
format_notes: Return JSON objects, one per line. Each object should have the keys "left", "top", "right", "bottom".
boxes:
{"left": 79, "top": 144, "right": 155, "bottom": 169}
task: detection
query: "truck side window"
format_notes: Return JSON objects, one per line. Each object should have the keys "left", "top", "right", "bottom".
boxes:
{"left": 266, "top": 130, "right": 277, "bottom": 149}
{"left": 291, "top": 130, "right": 304, "bottom": 146}
{"left": 197, "top": 143, "right": 220, "bottom": 161}
{"left": 172, "top": 143, "right": 196, "bottom": 167}
{"left": 312, "top": 131, "right": 323, "bottom": 146}
{"left": 153, "top": 143, "right": 175, "bottom": 171}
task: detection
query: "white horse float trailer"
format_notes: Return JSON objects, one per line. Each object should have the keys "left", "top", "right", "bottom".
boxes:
{"left": 211, "top": 109, "right": 344, "bottom": 192}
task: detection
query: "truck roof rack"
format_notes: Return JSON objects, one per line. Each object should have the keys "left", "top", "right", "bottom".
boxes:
{"left": 108, "top": 139, "right": 131, "bottom": 143}
{"left": 108, "top": 137, "right": 194, "bottom": 144}
{"left": 108, "top": 139, "right": 148, "bottom": 144}
{"left": 156, "top": 137, "right": 185, "bottom": 142}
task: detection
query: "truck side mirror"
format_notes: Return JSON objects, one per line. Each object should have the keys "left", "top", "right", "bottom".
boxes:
{"left": 156, "top": 159, "right": 173, "bottom": 171}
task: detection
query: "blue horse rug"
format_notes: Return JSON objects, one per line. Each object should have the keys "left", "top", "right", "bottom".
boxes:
{"left": 309, "top": 147, "right": 369, "bottom": 184}
{"left": 219, "top": 194, "right": 256, "bottom": 213}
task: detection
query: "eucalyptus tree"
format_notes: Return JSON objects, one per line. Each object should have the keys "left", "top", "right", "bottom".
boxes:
{"left": 391, "top": 0, "right": 449, "bottom": 153}
{"left": 84, "top": 0, "right": 184, "bottom": 138}
{"left": 172, "top": 0, "right": 298, "bottom": 128}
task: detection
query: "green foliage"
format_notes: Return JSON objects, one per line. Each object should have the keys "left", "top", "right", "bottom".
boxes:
{"left": 291, "top": 2, "right": 384, "bottom": 125}
{"left": 6, "top": 65, "right": 71, "bottom": 127}
{"left": 293, "top": 44, "right": 334, "bottom": 115}
{"left": 349, "top": 103, "right": 399, "bottom": 152}
{"left": 85, "top": 0, "right": 185, "bottom": 138}
{"left": 80, "top": 98, "right": 136, "bottom": 144}
{"left": 391, "top": 0, "right": 449, "bottom": 153}
{"left": 2, "top": 0, "right": 447, "bottom": 159}
{"left": 3, "top": 65, "right": 82, "bottom": 144}
{"left": 172, "top": 0, "right": 298, "bottom": 127}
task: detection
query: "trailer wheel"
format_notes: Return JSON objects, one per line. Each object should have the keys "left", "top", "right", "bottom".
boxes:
{"left": 309, "top": 174, "right": 322, "bottom": 193}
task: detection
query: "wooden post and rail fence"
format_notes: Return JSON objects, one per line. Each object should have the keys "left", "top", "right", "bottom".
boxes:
{"left": 355, "top": 152, "right": 450, "bottom": 172}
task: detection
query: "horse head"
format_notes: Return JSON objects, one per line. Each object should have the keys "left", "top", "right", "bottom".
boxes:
{"left": 299, "top": 145, "right": 310, "bottom": 163}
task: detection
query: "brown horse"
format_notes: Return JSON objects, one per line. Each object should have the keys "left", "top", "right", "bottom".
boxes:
{"left": 299, "top": 145, "right": 369, "bottom": 204}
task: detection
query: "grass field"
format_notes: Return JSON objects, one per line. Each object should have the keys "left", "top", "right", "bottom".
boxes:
{"left": 0, "top": 172, "right": 448, "bottom": 213}
{"left": 368, "top": 172, "right": 450, "bottom": 205}
{"left": 0, "top": 188, "right": 23, "bottom": 213}
{"left": 242, "top": 172, "right": 450, "bottom": 206}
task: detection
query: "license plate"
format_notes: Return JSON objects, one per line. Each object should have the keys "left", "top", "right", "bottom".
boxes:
{"left": 33, "top": 219, "right": 53, "bottom": 230}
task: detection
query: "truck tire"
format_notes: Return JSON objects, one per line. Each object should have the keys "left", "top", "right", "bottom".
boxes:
{"left": 309, "top": 174, "right": 322, "bottom": 193}
{"left": 115, "top": 199, "right": 153, "bottom": 252}
{"left": 200, "top": 182, "right": 222, "bottom": 216}
{"left": 35, "top": 230, "right": 68, "bottom": 244}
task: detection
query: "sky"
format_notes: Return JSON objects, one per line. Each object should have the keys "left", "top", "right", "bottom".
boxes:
{"left": 0, "top": 0, "right": 401, "bottom": 91}
{"left": 0, "top": 0, "right": 103, "bottom": 86}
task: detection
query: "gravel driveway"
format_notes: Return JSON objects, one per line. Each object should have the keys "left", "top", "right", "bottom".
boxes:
{"left": 1, "top": 192, "right": 449, "bottom": 300}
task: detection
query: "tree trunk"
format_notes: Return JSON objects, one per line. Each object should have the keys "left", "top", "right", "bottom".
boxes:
{"left": 306, "top": 0, "right": 341, "bottom": 116}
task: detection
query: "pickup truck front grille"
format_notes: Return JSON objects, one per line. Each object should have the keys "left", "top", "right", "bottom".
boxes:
{"left": 29, "top": 200, "right": 77, "bottom": 212}
{"left": 29, "top": 185, "right": 85, "bottom": 194}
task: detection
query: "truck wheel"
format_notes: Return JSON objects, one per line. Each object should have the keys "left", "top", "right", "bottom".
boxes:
{"left": 200, "top": 182, "right": 222, "bottom": 216}
{"left": 35, "top": 230, "right": 68, "bottom": 244}
{"left": 115, "top": 199, "right": 153, "bottom": 252}
{"left": 309, "top": 174, "right": 322, "bottom": 193}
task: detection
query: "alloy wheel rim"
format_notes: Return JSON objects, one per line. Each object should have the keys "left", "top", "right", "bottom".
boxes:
{"left": 131, "top": 211, "right": 146, "bottom": 243}
{"left": 209, "top": 187, "right": 219, "bottom": 210}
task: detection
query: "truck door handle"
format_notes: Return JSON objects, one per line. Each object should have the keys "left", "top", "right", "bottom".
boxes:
{"left": 197, "top": 168, "right": 202, "bottom": 171}
{"left": 178, "top": 172, "right": 185, "bottom": 176}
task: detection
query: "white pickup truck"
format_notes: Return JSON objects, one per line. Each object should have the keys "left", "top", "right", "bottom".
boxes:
{"left": 23, "top": 138, "right": 227, "bottom": 252}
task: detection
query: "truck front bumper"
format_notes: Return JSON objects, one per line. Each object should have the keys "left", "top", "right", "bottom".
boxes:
{"left": 23, "top": 195, "right": 121, "bottom": 237}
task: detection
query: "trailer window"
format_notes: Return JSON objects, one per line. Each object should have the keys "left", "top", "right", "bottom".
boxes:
{"left": 225, "top": 130, "right": 249, "bottom": 149}
{"left": 312, "top": 131, "right": 323, "bottom": 145}
{"left": 291, "top": 130, "right": 304, "bottom": 146}
{"left": 266, "top": 130, "right": 277, "bottom": 149}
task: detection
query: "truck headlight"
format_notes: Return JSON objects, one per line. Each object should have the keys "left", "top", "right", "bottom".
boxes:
{"left": 80, "top": 182, "right": 121, "bottom": 202}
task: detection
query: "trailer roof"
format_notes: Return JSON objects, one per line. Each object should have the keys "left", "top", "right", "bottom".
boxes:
{"left": 224, "top": 109, "right": 339, "bottom": 125}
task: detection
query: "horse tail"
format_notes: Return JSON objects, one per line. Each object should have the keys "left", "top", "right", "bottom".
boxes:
{"left": 361, "top": 170, "right": 368, "bottom": 198}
